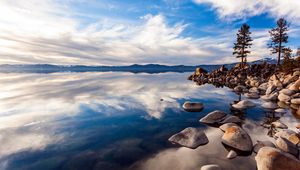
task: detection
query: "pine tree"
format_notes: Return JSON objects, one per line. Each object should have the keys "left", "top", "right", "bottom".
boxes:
{"left": 233, "top": 24, "right": 253, "bottom": 68}
{"left": 268, "top": 18, "right": 289, "bottom": 66}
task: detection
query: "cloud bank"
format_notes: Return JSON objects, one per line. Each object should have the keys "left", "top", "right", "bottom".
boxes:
{"left": 193, "top": 0, "right": 300, "bottom": 22}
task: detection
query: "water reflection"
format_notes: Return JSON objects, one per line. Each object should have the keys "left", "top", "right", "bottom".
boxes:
{"left": 0, "top": 72, "right": 299, "bottom": 170}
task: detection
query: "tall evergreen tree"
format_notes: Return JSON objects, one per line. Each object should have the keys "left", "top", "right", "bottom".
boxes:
{"left": 233, "top": 24, "right": 253, "bottom": 68}
{"left": 268, "top": 18, "right": 289, "bottom": 66}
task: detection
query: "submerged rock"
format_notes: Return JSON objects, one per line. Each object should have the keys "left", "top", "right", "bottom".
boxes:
{"left": 232, "top": 100, "right": 255, "bottom": 110}
{"left": 253, "top": 140, "right": 276, "bottom": 154}
{"left": 199, "top": 110, "right": 227, "bottom": 124}
{"left": 255, "top": 147, "right": 300, "bottom": 170}
{"left": 183, "top": 102, "right": 204, "bottom": 112}
{"left": 168, "top": 127, "right": 209, "bottom": 149}
{"left": 275, "top": 108, "right": 287, "bottom": 114}
{"left": 200, "top": 164, "right": 221, "bottom": 170}
{"left": 226, "top": 150, "right": 237, "bottom": 159}
{"left": 221, "top": 125, "right": 252, "bottom": 152}
{"left": 275, "top": 137, "right": 299, "bottom": 157}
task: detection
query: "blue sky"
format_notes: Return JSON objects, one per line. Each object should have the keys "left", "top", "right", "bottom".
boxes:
{"left": 0, "top": 0, "right": 300, "bottom": 65}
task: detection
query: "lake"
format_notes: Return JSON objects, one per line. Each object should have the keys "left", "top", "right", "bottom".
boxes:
{"left": 0, "top": 72, "right": 299, "bottom": 170}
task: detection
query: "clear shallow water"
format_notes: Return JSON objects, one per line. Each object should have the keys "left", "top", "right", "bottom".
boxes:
{"left": 0, "top": 72, "right": 299, "bottom": 170}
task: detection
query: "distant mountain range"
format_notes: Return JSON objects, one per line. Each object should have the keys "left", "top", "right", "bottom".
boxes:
{"left": 0, "top": 58, "right": 277, "bottom": 74}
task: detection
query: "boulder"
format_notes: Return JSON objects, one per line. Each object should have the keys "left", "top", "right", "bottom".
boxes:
{"left": 266, "top": 85, "right": 277, "bottom": 95}
{"left": 291, "top": 98, "right": 300, "bottom": 105}
{"left": 261, "top": 102, "right": 278, "bottom": 110}
{"left": 275, "top": 129, "right": 300, "bottom": 145}
{"left": 258, "top": 83, "right": 268, "bottom": 91}
{"left": 234, "top": 85, "right": 247, "bottom": 93}
{"left": 275, "top": 108, "right": 287, "bottom": 114}
{"left": 200, "top": 164, "right": 221, "bottom": 170}
{"left": 275, "top": 137, "right": 299, "bottom": 157}
{"left": 279, "top": 89, "right": 295, "bottom": 96}
{"left": 183, "top": 102, "right": 204, "bottom": 112}
{"left": 292, "top": 93, "right": 300, "bottom": 98}
{"left": 219, "top": 123, "right": 237, "bottom": 132}
{"left": 199, "top": 110, "right": 227, "bottom": 124}
{"left": 278, "top": 93, "right": 291, "bottom": 102}
{"left": 271, "top": 121, "right": 288, "bottom": 129}
{"left": 255, "top": 147, "right": 300, "bottom": 170}
{"left": 277, "top": 101, "right": 290, "bottom": 109}
{"left": 226, "top": 150, "right": 237, "bottom": 159}
{"left": 244, "top": 92, "right": 260, "bottom": 99}
{"left": 293, "top": 71, "right": 300, "bottom": 76}
{"left": 261, "top": 93, "right": 278, "bottom": 101}
{"left": 221, "top": 125, "right": 252, "bottom": 152}
{"left": 168, "top": 127, "right": 209, "bottom": 149}
{"left": 253, "top": 140, "right": 276, "bottom": 154}
{"left": 220, "top": 116, "right": 242, "bottom": 124}
{"left": 232, "top": 100, "right": 256, "bottom": 110}
{"left": 249, "top": 87, "right": 259, "bottom": 93}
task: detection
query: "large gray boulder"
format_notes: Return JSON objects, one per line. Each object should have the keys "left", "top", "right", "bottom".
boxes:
{"left": 221, "top": 125, "right": 252, "bottom": 152}
{"left": 219, "top": 123, "right": 237, "bottom": 132}
{"left": 168, "top": 127, "right": 209, "bottom": 149}
{"left": 199, "top": 110, "right": 227, "bottom": 124}
{"left": 255, "top": 147, "right": 300, "bottom": 170}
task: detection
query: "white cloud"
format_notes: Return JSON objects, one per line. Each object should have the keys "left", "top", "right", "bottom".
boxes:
{"left": 193, "top": 0, "right": 300, "bottom": 23}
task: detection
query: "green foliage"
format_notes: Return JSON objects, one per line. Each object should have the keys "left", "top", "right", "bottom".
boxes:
{"left": 233, "top": 23, "right": 253, "bottom": 68}
{"left": 280, "top": 48, "right": 300, "bottom": 73}
{"left": 268, "top": 18, "right": 289, "bottom": 66}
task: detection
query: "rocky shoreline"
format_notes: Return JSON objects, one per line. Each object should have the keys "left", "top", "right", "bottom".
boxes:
{"left": 168, "top": 63, "right": 300, "bottom": 170}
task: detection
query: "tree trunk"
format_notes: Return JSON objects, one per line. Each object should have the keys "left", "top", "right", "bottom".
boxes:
{"left": 277, "top": 30, "right": 282, "bottom": 66}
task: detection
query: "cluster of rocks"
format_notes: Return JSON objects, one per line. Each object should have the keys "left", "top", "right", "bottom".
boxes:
{"left": 188, "top": 63, "right": 276, "bottom": 88}
{"left": 168, "top": 109, "right": 300, "bottom": 170}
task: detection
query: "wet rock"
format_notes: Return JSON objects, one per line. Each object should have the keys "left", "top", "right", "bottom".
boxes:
{"left": 253, "top": 140, "right": 276, "bottom": 154}
{"left": 183, "top": 102, "right": 204, "bottom": 112}
{"left": 195, "top": 67, "right": 208, "bottom": 76}
{"left": 291, "top": 98, "right": 300, "bottom": 105}
{"left": 244, "top": 92, "right": 260, "bottom": 99}
{"left": 261, "top": 102, "right": 278, "bottom": 110}
{"left": 275, "top": 129, "right": 300, "bottom": 145}
{"left": 292, "top": 93, "right": 300, "bottom": 98}
{"left": 232, "top": 100, "right": 255, "bottom": 110}
{"left": 226, "top": 150, "right": 237, "bottom": 159}
{"left": 200, "top": 164, "right": 221, "bottom": 170}
{"left": 220, "top": 116, "right": 242, "bottom": 124}
{"left": 255, "top": 147, "right": 300, "bottom": 170}
{"left": 219, "top": 123, "right": 237, "bottom": 132}
{"left": 275, "top": 108, "right": 287, "bottom": 114}
{"left": 278, "top": 93, "right": 291, "bottom": 102}
{"left": 266, "top": 85, "right": 277, "bottom": 95}
{"left": 279, "top": 89, "right": 295, "bottom": 96}
{"left": 271, "top": 121, "right": 288, "bottom": 129}
{"left": 275, "top": 137, "right": 299, "bottom": 157}
{"left": 168, "top": 127, "right": 209, "bottom": 149}
{"left": 221, "top": 125, "right": 252, "bottom": 152}
{"left": 199, "top": 110, "right": 227, "bottom": 124}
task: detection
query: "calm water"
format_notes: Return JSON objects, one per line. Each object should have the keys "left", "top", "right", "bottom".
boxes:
{"left": 0, "top": 72, "right": 299, "bottom": 170}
